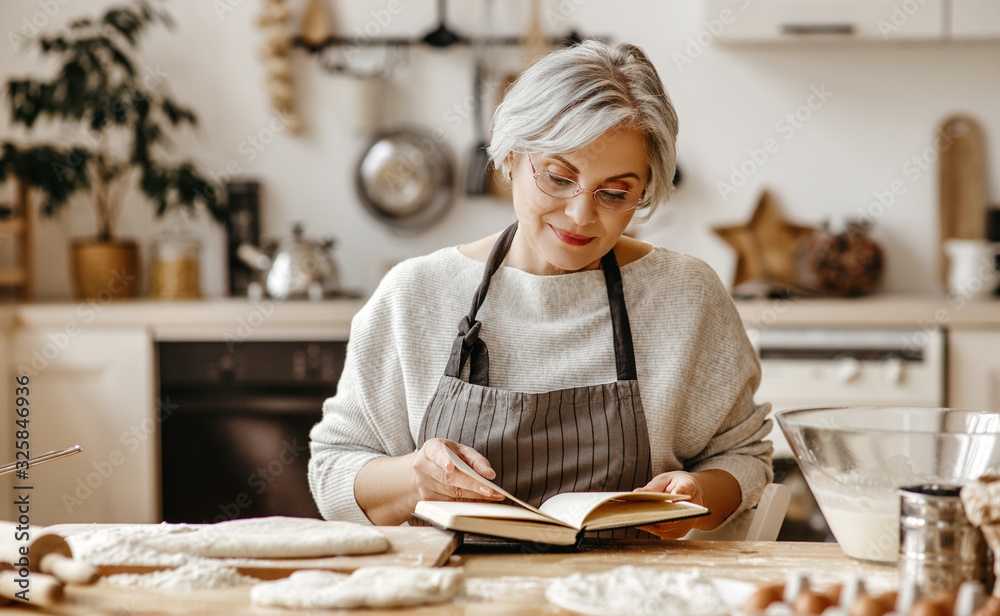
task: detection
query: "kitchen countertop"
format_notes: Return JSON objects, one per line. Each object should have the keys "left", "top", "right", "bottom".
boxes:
{"left": 2, "top": 297, "right": 368, "bottom": 340}
{"left": 2, "top": 292, "right": 1000, "bottom": 338}
{"left": 6, "top": 540, "right": 896, "bottom": 615}
{"left": 734, "top": 292, "right": 1000, "bottom": 329}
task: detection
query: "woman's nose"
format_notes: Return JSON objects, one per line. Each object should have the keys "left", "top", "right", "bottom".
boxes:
{"left": 563, "top": 191, "right": 598, "bottom": 226}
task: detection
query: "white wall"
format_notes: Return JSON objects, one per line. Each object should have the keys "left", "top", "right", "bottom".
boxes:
{"left": 2, "top": 0, "right": 998, "bottom": 299}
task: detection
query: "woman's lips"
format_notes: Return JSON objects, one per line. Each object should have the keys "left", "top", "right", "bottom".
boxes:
{"left": 549, "top": 225, "right": 594, "bottom": 246}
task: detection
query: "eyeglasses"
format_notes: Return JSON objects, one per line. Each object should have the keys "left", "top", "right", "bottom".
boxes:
{"left": 526, "top": 154, "right": 645, "bottom": 212}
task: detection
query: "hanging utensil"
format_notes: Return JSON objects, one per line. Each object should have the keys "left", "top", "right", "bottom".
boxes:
{"left": 422, "top": 0, "right": 460, "bottom": 48}
{"left": 299, "top": 0, "right": 334, "bottom": 49}
{"left": 356, "top": 127, "right": 455, "bottom": 233}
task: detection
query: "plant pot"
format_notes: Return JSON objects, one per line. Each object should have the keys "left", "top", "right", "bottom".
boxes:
{"left": 71, "top": 239, "right": 140, "bottom": 300}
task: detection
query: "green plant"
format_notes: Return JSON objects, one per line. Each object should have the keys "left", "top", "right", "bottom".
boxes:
{"left": 0, "top": 0, "right": 224, "bottom": 242}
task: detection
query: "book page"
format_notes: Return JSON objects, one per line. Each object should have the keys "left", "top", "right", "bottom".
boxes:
{"left": 538, "top": 492, "right": 692, "bottom": 529}
{"left": 414, "top": 501, "right": 560, "bottom": 525}
{"left": 442, "top": 447, "right": 555, "bottom": 519}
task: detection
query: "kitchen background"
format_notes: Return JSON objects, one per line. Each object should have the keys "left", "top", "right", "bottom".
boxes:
{"left": 1, "top": 0, "right": 999, "bottom": 299}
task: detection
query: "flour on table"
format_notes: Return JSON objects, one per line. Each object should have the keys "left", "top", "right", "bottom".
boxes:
{"left": 250, "top": 567, "right": 464, "bottom": 609}
{"left": 66, "top": 523, "right": 195, "bottom": 567}
{"left": 545, "top": 566, "right": 729, "bottom": 616}
{"left": 133, "top": 517, "right": 388, "bottom": 558}
{"left": 102, "top": 561, "right": 261, "bottom": 590}
{"left": 462, "top": 576, "right": 550, "bottom": 601}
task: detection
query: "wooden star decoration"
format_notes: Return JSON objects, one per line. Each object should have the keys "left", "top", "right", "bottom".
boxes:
{"left": 712, "top": 190, "right": 817, "bottom": 288}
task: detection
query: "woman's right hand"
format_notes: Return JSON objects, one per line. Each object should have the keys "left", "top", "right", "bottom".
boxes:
{"left": 411, "top": 439, "right": 506, "bottom": 503}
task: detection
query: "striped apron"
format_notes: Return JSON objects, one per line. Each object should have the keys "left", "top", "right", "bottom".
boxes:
{"left": 417, "top": 221, "right": 653, "bottom": 539}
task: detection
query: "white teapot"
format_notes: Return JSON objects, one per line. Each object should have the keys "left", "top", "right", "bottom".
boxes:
{"left": 944, "top": 239, "right": 1000, "bottom": 299}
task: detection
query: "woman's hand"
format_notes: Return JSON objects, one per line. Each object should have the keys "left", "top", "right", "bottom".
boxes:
{"left": 411, "top": 439, "right": 506, "bottom": 503}
{"left": 633, "top": 469, "right": 742, "bottom": 539}
{"left": 355, "top": 439, "right": 505, "bottom": 526}
{"left": 634, "top": 471, "right": 705, "bottom": 539}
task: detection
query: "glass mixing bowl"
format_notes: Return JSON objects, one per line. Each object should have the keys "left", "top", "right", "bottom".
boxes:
{"left": 776, "top": 406, "right": 1000, "bottom": 564}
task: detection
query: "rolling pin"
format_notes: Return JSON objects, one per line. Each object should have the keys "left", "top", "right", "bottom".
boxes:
{"left": 0, "top": 563, "right": 63, "bottom": 607}
{"left": 0, "top": 522, "right": 99, "bottom": 584}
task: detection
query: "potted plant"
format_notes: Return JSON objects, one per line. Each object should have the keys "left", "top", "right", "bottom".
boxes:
{"left": 0, "top": 0, "right": 224, "bottom": 299}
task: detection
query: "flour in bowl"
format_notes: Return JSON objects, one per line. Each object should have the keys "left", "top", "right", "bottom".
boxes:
{"left": 545, "top": 566, "right": 729, "bottom": 616}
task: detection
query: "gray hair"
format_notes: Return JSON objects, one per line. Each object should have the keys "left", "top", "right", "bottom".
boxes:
{"left": 488, "top": 40, "right": 679, "bottom": 217}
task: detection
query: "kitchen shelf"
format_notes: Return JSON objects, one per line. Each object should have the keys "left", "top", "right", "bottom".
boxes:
{"left": 291, "top": 0, "right": 604, "bottom": 76}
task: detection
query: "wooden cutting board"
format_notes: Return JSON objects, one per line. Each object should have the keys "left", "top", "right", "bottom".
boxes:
{"left": 45, "top": 524, "right": 459, "bottom": 580}
{"left": 938, "top": 115, "right": 986, "bottom": 285}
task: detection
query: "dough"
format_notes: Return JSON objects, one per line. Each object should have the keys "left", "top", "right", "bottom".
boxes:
{"left": 544, "top": 566, "right": 730, "bottom": 616}
{"left": 250, "top": 567, "right": 464, "bottom": 608}
{"left": 135, "top": 517, "right": 387, "bottom": 558}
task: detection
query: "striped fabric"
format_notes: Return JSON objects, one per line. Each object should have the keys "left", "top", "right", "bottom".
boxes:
{"left": 308, "top": 242, "right": 774, "bottom": 528}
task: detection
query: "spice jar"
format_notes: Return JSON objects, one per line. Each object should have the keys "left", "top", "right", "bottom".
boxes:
{"left": 152, "top": 231, "right": 201, "bottom": 299}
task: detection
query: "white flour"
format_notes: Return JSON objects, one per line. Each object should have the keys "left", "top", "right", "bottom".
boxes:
{"left": 66, "top": 524, "right": 195, "bottom": 567}
{"left": 102, "top": 561, "right": 260, "bottom": 590}
{"left": 545, "top": 566, "right": 730, "bottom": 616}
{"left": 462, "top": 576, "right": 550, "bottom": 601}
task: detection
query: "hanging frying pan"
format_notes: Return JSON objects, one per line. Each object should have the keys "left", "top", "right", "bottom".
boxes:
{"left": 355, "top": 127, "right": 455, "bottom": 233}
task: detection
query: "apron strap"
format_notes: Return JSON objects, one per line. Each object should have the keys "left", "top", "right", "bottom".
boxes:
{"left": 443, "top": 222, "right": 519, "bottom": 385}
{"left": 601, "top": 248, "right": 638, "bottom": 381}
{"left": 445, "top": 220, "right": 639, "bottom": 385}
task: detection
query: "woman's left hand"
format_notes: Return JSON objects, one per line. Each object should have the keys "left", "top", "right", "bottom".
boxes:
{"left": 633, "top": 471, "right": 705, "bottom": 539}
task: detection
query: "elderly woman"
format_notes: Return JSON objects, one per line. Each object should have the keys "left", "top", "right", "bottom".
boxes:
{"left": 309, "top": 40, "right": 772, "bottom": 539}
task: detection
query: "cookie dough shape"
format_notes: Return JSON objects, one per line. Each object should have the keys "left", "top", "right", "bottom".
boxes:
{"left": 136, "top": 517, "right": 388, "bottom": 558}
{"left": 250, "top": 567, "right": 464, "bottom": 608}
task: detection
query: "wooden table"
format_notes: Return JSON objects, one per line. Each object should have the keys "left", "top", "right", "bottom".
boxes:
{"left": 8, "top": 540, "right": 897, "bottom": 615}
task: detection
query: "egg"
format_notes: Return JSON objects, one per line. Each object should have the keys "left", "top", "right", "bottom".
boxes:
{"left": 744, "top": 584, "right": 786, "bottom": 613}
{"left": 794, "top": 591, "right": 834, "bottom": 615}
{"left": 823, "top": 584, "right": 844, "bottom": 606}
{"left": 875, "top": 590, "right": 897, "bottom": 613}
{"left": 926, "top": 592, "right": 957, "bottom": 616}
{"left": 973, "top": 597, "right": 1000, "bottom": 616}
{"left": 848, "top": 595, "right": 887, "bottom": 616}
{"left": 911, "top": 597, "right": 950, "bottom": 616}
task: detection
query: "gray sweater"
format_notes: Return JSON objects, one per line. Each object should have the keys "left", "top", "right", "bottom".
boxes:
{"left": 308, "top": 245, "right": 774, "bottom": 526}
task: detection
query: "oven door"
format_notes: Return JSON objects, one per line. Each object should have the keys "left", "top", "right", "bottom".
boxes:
{"left": 158, "top": 341, "right": 345, "bottom": 523}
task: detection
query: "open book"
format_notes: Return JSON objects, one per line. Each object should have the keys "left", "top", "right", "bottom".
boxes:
{"left": 412, "top": 448, "right": 710, "bottom": 545}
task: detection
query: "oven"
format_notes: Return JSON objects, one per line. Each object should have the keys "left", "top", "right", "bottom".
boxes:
{"left": 747, "top": 326, "right": 946, "bottom": 541}
{"left": 157, "top": 341, "right": 345, "bottom": 523}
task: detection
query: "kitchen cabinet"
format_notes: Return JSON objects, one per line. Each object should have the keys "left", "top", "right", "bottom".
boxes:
{"left": 9, "top": 327, "right": 156, "bottom": 525}
{"left": 947, "top": 329, "right": 1000, "bottom": 410}
{"left": 703, "top": 0, "right": 946, "bottom": 42}
{"left": 952, "top": 0, "right": 1000, "bottom": 38}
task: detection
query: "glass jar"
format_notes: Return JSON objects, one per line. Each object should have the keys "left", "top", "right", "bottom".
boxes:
{"left": 803, "top": 217, "right": 885, "bottom": 296}
{"left": 152, "top": 232, "right": 201, "bottom": 299}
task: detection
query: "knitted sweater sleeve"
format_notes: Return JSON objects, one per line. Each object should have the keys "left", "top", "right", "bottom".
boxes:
{"left": 307, "top": 268, "right": 417, "bottom": 524}
{"left": 681, "top": 261, "right": 774, "bottom": 524}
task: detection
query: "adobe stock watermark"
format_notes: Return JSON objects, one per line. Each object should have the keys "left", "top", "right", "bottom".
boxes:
{"left": 717, "top": 84, "right": 834, "bottom": 200}
{"left": 673, "top": 0, "right": 754, "bottom": 72}
{"left": 62, "top": 396, "right": 181, "bottom": 514}
{"left": 213, "top": 0, "right": 250, "bottom": 21}
{"left": 877, "top": 0, "right": 934, "bottom": 40}
{"left": 345, "top": 0, "right": 405, "bottom": 59}
{"left": 223, "top": 298, "right": 276, "bottom": 352}
{"left": 545, "top": 0, "right": 589, "bottom": 29}
{"left": 7, "top": 0, "right": 77, "bottom": 54}
{"left": 15, "top": 267, "right": 137, "bottom": 378}
{"left": 854, "top": 120, "right": 965, "bottom": 228}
